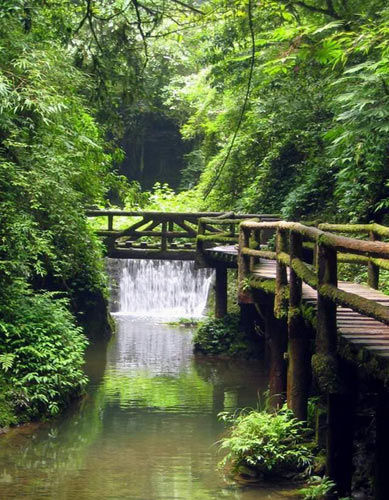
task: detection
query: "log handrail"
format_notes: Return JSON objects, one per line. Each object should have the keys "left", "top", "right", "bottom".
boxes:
{"left": 239, "top": 220, "right": 389, "bottom": 328}
{"left": 87, "top": 209, "right": 280, "bottom": 259}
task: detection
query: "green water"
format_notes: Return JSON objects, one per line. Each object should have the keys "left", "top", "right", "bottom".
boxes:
{"left": 0, "top": 317, "right": 296, "bottom": 499}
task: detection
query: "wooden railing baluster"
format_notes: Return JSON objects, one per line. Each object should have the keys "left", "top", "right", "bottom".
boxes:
{"left": 287, "top": 231, "right": 310, "bottom": 421}
{"left": 238, "top": 225, "right": 252, "bottom": 303}
{"left": 274, "top": 228, "right": 288, "bottom": 318}
{"left": 368, "top": 230, "right": 380, "bottom": 289}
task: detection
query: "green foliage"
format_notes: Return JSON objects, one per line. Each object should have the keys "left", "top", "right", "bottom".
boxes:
{"left": 298, "top": 475, "right": 336, "bottom": 500}
{"left": 163, "top": 0, "right": 389, "bottom": 223}
{"left": 193, "top": 313, "right": 253, "bottom": 357}
{"left": 0, "top": 3, "right": 117, "bottom": 425}
{"left": 0, "top": 287, "right": 88, "bottom": 420}
{"left": 218, "top": 405, "right": 313, "bottom": 478}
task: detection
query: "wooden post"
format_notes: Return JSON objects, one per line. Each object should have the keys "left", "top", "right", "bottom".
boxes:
{"left": 215, "top": 265, "right": 228, "bottom": 318}
{"left": 195, "top": 219, "right": 208, "bottom": 268}
{"left": 274, "top": 228, "right": 288, "bottom": 317}
{"left": 267, "top": 312, "right": 288, "bottom": 409}
{"left": 161, "top": 220, "right": 168, "bottom": 252}
{"left": 287, "top": 231, "right": 310, "bottom": 421}
{"left": 326, "top": 391, "right": 355, "bottom": 497}
{"left": 374, "top": 390, "right": 389, "bottom": 500}
{"left": 316, "top": 243, "right": 354, "bottom": 496}
{"left": 316, "top": 243, "right": 337, "bottom": 355}
{"left": 108, "top": 214, "right": 113, "bottom": 231}
{"left": 168, "top": 220, "right": 174, "bottom": 246}
{"left": 368, "top": 230, "right": 380, "bottom": 289}
{"left": 238, "top": 226, "right": 252, "bottom": 303}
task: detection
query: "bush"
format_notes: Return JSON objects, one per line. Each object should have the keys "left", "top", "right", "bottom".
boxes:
{"left": 0, "top": 286, "right": 88, "bottom": 422}
{"left": 218, "top": 405, "right": 313, "bottom": 479}
{"left": 193, "top": 313, "right": 254, "bottom": 357}
{"left": 298, "top": 475, "right": 337, "bottom": 500}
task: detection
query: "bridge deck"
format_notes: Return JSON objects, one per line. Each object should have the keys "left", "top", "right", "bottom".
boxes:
{"left": 207, "top": 246, "right": 389, "bottom": 361}
{"left": 251, "top": 259, "right": 389, "bottom": 360}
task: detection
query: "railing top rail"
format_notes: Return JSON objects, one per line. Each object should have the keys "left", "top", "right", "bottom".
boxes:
{"left": 240, "top": 220, "right": 389, "bottom": 259}
{"left": 86, "top": 210, "right": 280, "bottom": 218}
{"left": 318, "top": 223, "right": 389, "bottom": 238}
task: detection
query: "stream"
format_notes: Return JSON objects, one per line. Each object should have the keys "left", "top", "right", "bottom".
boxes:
{"left": 0, "top": 260, "right": 297, "bottom": 499}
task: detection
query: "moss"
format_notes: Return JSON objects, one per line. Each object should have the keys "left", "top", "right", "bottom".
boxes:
{"left": 338, "top": 336, "right": 389, "bottom": 386}
{"left": 197, "top": 234, "right": 238, "bottom": 244}
{"left": 301, "top": 303, "right": 317, "bottom": 328}
{"left": 319, "top": 284, "right": 389, "bottom": 325}
{"left": 318, "top": 223, "right": 373, "bottom": 233}
{"left": 311, "top": 354, "right": 342, "bottom": 393}
{"left": 248, "top": 277, "right": 276, "bottom": 294}
{"left": 193, "top": 313, "right": 261, "bottom": 358}
{"left": 290, "top": 257, "right": 317, "bottom": 288}
{"left": 274, "top": 285, "right": 289, "bottom": 319}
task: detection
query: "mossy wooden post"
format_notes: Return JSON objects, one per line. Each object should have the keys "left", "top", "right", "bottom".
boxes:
{"left": 316, "top": 242, "right": 353, "bottom": 497}
{"left": 108, "top": 213, "right": 114, "bottom": 231}
{"left": 168, "top": 220, "right": 174, "bottom": 246}
{"left": 238, "top": 225, "right": 253, "bottom": 304}
{"left": 161, "top": 220, "right": 168, "bottom": 252}
{"left": 195, "top": 219, "right": 208, "bottom": 268}
{"left": 267, "top": 312, "right": 288, "bottom": 410}
{"left": 215, "top": 265, "right": 228, "bottom": 318}
{"left": 368, "top": 230, "right": 380, "bottom": 289}
{"left": 374, "top": 390, "right": 389, "bottom": 500}
{"left": 316, "top": 242, "right": 337, "bottom": 357}
{"left": 287, "top": 231, "right": 310, "bottom": 421}
{"left": 266, "top": 227, "right": 288, "bottom": 408}
{"left": 274, "top": 228, "right": 288, "bottom": 316}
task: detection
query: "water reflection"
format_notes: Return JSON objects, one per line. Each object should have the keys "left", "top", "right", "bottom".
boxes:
{"left": 0, "top": 318, "right": 294, "bottom": 499}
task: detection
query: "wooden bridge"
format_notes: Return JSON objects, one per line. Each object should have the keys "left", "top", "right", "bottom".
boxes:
{"left": 89, "top": 210, "right": 389, "bottom": 498}
{"left": 86, "top": 209, "right": 278, "bottom": 260}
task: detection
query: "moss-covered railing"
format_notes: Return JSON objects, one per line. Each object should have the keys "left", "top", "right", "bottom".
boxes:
{"left": 238, "top": 220, "right": 389, "bottom": 420}
{"left": 87, "top": 210, "right": 232, "bottom": 259}
{"left": 317, "top": 223, "right": 389, "bottom": 289}
{"left": 195, "top": 212, "right": 279, "bottom": 266}
{"left": 87, "top": 209, "right": 279, "bottom": 260}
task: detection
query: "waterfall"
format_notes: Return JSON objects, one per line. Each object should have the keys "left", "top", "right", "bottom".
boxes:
{"left": 108, "top": 259, "right": 214, "bottom": 318}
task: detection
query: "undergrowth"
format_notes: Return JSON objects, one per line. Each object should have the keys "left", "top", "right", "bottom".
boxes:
{"left": 193, "top": 313, "right": 258, "bottom": 357}
{"left": 0, "top": 288, "right": 88, "bottom": 427}
{"left": 218, "top": 404, "right": 313, "bottom": 479}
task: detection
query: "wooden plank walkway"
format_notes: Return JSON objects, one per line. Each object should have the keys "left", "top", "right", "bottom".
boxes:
{"left": 207, "top": 246, "right": 389, "bottom": 362}
{"left": 250, "top": 259, "right": 389, "bottom": 360}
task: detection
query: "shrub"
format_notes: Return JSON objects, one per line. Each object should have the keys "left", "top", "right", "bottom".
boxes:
{"left": 298, "top": 475, "right": 336, "bottom": 500}
{"left": 218, "top": 405, "right": 313, "bottom": 479}
{"left": 193, "top": 313, "right": 253, "bottom": 357}
{"left": 0, "top": 286, "right": 88, "bottom": 421}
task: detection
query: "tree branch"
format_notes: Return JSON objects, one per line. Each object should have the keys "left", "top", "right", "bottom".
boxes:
{"left": 294, "top": 0, "right": 341, "bottom": 19}
{"left": 169, "top": 0, "right": 204, "bottom": 15}
{"left": 131, "top": 0, "right": 149, "bottom": 69}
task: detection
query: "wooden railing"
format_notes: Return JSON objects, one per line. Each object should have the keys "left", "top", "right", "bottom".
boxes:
{"left": 317, "top": 223, "right": 389, "bottom": 289}
{"left": 239, "top": 220, "right": 389, "bottom": 323}
{"left": 87, "top": 210, "right": 280, "bottom": 260}
{"left": 238, "top": 220, "right": 389, "bottom": 423}
{"left": 195, "top": 213, "right": 279, "bottom": 265}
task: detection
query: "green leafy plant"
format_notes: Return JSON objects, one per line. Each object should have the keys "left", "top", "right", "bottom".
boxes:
{"left": 298, "top": 475, "right": 336, "bottom": 500}
{"left": 0, "top": 287, "right": 88, "bottom": 421}
{"left": 218, "top": 405, "right": 313, "bottom": 478}
{"left": 193, "top": 313, "right": 257, "bottom": 357}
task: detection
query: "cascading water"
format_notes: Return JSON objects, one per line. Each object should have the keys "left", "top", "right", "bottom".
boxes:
{"left": 108, "top": 259, "right": 214, "bottom": 318}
